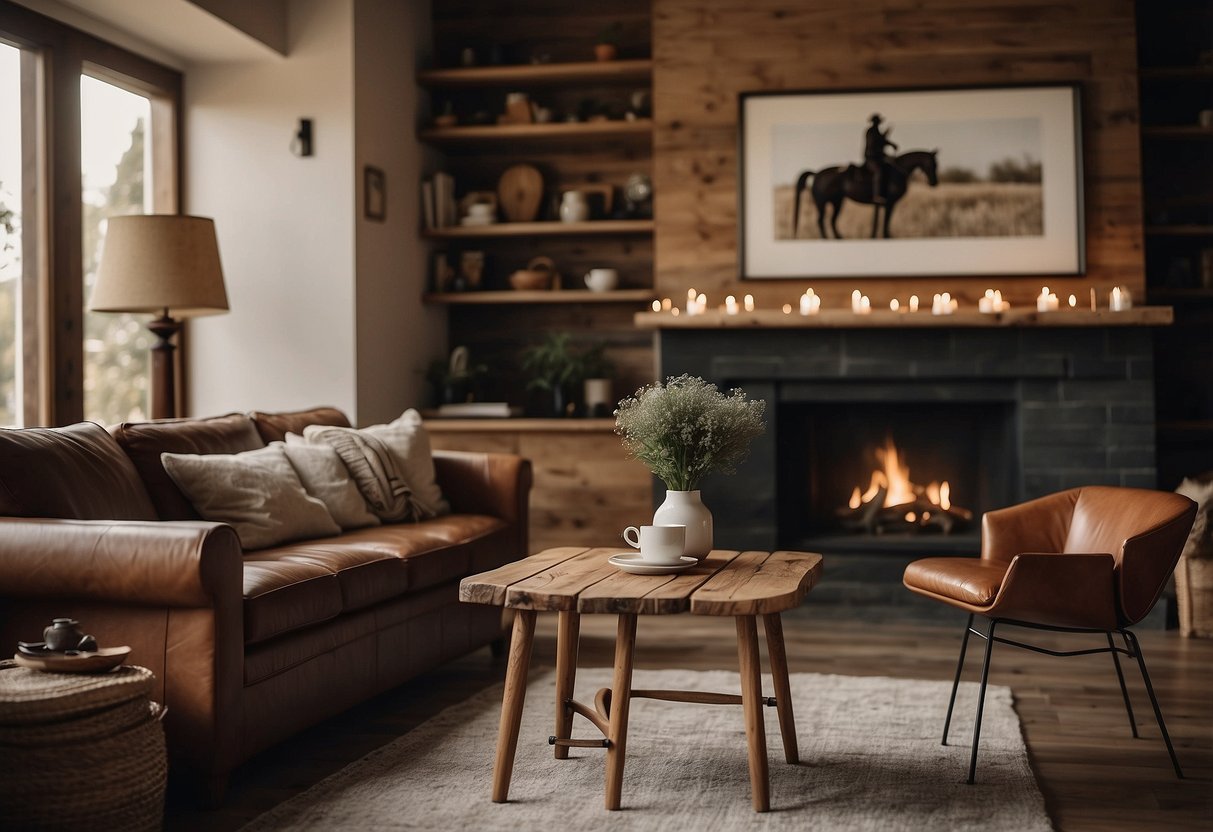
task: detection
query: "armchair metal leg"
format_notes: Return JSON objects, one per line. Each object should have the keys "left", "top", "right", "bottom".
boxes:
{"left": 1107, "top": 631, "right": 1138, "bottom": 738}
{"left": 942, "top": 613, "right": 975, "bottom": 746}
{"left": 966, "top": 618, "right": 997, "bottom": 785}
{"left": 1122, "top": 630, "right": 1184, "bottom": 779}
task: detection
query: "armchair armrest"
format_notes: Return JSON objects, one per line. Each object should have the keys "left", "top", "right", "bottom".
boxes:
{"left": 989, "top": 552, "right": 1119, "bottom": 630}
{"left": 0, "top": 518, "right": 243, "bottom": 607}
{"left": 982, "top": 489, "right": 1080, "bottom": 566}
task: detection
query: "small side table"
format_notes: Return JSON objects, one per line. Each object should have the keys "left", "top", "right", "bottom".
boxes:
{"left": 460, "top": 546, "right": 823, "bottom": 812}
{"left": 0, "top": 662, "right": 167, "bottom": 830}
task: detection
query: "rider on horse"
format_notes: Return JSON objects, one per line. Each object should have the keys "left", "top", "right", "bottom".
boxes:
{"left": 863, "top": 114, "right": 898, "bottom": 205}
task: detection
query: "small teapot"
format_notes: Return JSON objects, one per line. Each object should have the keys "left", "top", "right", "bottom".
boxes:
{"left": 44, "top": 618, "right": 84, "bottom": 652}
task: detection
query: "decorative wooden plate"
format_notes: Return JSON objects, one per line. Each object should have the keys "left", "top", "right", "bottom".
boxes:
{"left": 497, "top": 164, "right": 544, "bottom": 222}
{"left": 12, "top": 646, "right": 131, "bottom": 674}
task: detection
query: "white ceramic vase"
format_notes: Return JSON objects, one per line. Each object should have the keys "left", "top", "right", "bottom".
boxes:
{"left": 653, "top": 489, "right": 713, "bottom": 560}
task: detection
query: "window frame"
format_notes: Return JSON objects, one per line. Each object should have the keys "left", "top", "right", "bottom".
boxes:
{"left": 0, "top": 3, "right": 181, "bottom": 426}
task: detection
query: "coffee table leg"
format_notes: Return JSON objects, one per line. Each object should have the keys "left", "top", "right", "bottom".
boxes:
{"left": 605, "top": 613, "right": 637, "bottom": 811}
{"left": 492, "top": 608, "right": 536, "bottom": 803}
{"left": 762, "top": 612, "right": 799, "bottom": 764}
{"left": 554, "top": 610, "right": 581, "bottom": 760}
{"left": 737, "top": 615, "right": 770, "bottom": 812}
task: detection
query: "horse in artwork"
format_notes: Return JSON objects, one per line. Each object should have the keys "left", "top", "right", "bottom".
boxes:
{"left": 791, "top": 150, "right": 940, "bottom": 240}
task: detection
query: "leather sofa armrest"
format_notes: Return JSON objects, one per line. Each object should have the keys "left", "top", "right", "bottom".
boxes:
{"left": 981, "top": 489, "right": 1080, "bottom": 566}
{"left": 989, "top": 552, "right": 1119, "bottom": 630}
{"left": 434, "top": 451, "right": 532, "bottom": 523}
{"left": 0, "top": 518, "right": 243, "bottom": 608}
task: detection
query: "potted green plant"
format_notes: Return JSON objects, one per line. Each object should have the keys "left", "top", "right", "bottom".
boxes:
{"left": 520, "top": 332, "right": 582, "bottom": 417}
{"left": 579, "top": 342, "right": 615, "bottom": 418}
{"left": 594, "top": 23, "right": 621, "bottom": 61}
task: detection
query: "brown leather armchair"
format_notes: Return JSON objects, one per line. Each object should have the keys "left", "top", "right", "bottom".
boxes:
{"left": 903, "top": 486, "right": 1196, "bottom": 784}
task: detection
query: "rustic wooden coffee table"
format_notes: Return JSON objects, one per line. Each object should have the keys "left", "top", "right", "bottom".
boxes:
{"left": 459, "top": 546, "right": 823, "bottom": 812}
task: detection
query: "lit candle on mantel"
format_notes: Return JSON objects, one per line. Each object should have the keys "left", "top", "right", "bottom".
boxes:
{"left": 696, "top": 293, "right": 707, "bottom": 315}
{"left": 725, "top": 295, "right": 739, "bottom": 315}
{"left": 932, "top": 292, "right": 957, "bottom": 315}
{"left": 782, "top": 303, "right": 792, "bottom": 314}
{"left": 978, "top": 289, "right": 1008, "bottom": 314}
{"left": 890, "top": 298, "right": 901, "bottom": 312}
{"left": 1068, "top": 294, "right": 1077, "bottom": 309}
{"left": 744, "top": 294, "right": 755, "bottom": 313}
{"left": 651, "top": 300, "right": 661, "bottom": 312}
{"left": 851, "top": 289, "right": 871, "bottom": 314}
{"left": 909, "top": 294, "right": 920, "bottom": 312}
{"left": 671, "top": 307, "right": 680, "bottom": 317}
{"left": 661, "top": 297, "right": 672, "bottom": 311}
{"left": 1110, "top": 286, "right": 1133, "bottom": 311}
{"left": 799, "top": 288, "right": 821, "bottom": 316}
{"left": 1036, "top": 286, "right": 1059, "bottom": 312}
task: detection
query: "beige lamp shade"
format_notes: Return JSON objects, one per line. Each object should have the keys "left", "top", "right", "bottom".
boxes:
{"left": 90, "top": 215, "right": 229, "bottom": 317}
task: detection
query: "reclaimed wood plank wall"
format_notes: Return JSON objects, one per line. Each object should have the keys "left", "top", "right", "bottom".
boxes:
{"left": 651, "top": 0, "right": 1143, "bottom": 308}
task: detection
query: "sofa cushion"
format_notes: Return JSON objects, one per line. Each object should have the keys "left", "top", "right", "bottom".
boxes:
{"left": 249, "top": 406, "right": 351, "bottom": 444}
{"left": 162, "top": 445, "right": 342, "bottom": 550}
{"left": 242, "top": 558, "right": 344, "bottom": 645}
{"left": 303, "top": 409, "right": 449, "bottom": 521}
{"left": 282, "top": 438, "right": 380, "bottom": 530}
{"left": 113, "top": 413, "right": 266, "bottom": 520}
{"left": 0, "top": 422, "right": 158, "bottom": 520}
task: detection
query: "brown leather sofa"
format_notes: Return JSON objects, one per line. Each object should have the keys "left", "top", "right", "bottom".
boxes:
{"left": 0, "top": 406, "right": 532, "bottom": 798}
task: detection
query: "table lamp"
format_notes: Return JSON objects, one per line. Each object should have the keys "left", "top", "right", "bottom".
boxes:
{"left": 89, "top": 215, "right": 229, "bottom": 419}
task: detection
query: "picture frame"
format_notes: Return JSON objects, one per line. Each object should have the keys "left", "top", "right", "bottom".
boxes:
{"left": 364, "top": 165, "right": 386, "bottom": 222}
{"left": 738, "top": 84, "right": 1084, "bottom": 279}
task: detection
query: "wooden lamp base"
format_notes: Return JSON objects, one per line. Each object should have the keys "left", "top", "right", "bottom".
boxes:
{"left": 146, "top": 313, "right": 182, "bottom": 420}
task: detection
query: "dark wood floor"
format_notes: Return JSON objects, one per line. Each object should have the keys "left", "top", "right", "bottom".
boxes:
{"left": 167, "top": 606, "right": 1213, "bottom": 831}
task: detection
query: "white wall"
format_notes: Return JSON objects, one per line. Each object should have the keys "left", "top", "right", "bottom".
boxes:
{"left": 185, "top": 0, "right": 358, "bottom": 418}
{"left": 352, "top": 0, "right": 441, "bottom": 425}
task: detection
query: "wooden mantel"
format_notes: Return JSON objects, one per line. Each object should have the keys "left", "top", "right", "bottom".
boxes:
{"left": 634, "top": 307, "right": 1173, "bottom": 330}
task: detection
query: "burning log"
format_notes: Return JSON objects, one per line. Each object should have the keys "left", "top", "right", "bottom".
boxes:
{"left": 835, "top": 435, "right": 973, "bottom": 535}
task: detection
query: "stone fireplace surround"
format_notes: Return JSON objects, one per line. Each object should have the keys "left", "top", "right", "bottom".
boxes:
{"left": 656, "top": 325, "right": 1156, "bottom": 554}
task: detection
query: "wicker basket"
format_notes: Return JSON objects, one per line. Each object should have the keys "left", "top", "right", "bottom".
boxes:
{"left": 0, "top": 662, "right": 167, "bottom": 831}
{"left": 1176, "top": 556, "right": 1213, "bottom": 638}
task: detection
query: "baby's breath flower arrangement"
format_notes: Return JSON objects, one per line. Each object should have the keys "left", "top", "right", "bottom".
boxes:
{"left": 614, "top": 374, "right": 766, "bottom": 492}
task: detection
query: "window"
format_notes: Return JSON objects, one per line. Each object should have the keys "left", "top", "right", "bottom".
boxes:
{"left": 0, "top": 4, "right": 181, "bottom": 426}
{"left": 81, "top": 76, "right": 153, "bottom": 424}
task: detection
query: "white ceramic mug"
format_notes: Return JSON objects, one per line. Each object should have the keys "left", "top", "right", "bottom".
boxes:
{"left": 584, "top": 268, "right": 619, "bottom": 292}
{"left": 622, "top": 524, "right": 686, "bottom": 564}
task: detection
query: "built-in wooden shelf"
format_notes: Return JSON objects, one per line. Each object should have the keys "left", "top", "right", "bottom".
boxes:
{"left": 417, "top": 59, "right": 652, "bottom": 88}
{"left": 422, "top": 220, "right": 653, "bottom": 239}
{"left": 1144, "top": 225, "right": 1213, "bottom": 236}
{"left": 1141, "top": 126, "right": 1213, "bottom": 139}
{"left": 1140, "top": 65, "right": 1213, "bottom": 80}
{"left": 424, "top": 289, "right": 655, "bottom": 305}
{"left": 634, "top": 307, "right": 1175, "bottom": 329}
{"left": 419, "top": 119, "right": 652, "bottom": 145}
{"left": 423, "top": 417, "right": 617, "bottom": 432}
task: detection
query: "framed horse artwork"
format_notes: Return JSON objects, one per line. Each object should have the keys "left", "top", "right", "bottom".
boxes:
{"left": 738, "top": 84, "right": 1084, "bottom": 280}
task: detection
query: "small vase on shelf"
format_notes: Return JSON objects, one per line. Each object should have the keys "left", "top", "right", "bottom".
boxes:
{"left": 653, "top": 489, "right": 713, "bottom": 560}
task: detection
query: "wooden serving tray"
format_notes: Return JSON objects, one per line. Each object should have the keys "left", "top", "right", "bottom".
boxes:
{"left": 13, "top": 646, "right": 131, "bottom": 673}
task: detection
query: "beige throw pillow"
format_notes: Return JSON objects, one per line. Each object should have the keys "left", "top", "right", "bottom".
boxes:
{"left": 161, "top": 445, "right": 341, "bottom": 550}
{"left": 302, "top": 409, "right": 449, "bottom": 521}
{"left": 282, "top": 437, "right": 380, "bottom": 530}
{"left": 1176, "top": 472, "right": 1213, "bottom": 560}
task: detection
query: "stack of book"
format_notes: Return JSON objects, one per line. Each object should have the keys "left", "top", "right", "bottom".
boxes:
{"left": 421, "top": 172, "right": 456, "bottom": 230}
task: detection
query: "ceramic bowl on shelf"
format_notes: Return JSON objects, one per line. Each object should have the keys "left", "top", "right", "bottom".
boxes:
{"left": 508, "top": 256, "right": 558, "bottom": 291}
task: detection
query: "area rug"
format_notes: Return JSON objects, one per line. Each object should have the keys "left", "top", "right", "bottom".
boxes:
{"left": 241, "top": 669, "right": 1051, "bottom": 831}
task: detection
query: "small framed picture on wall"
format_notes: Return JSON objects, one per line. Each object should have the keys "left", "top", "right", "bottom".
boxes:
{"left": 364, "top": 165, "right": 386, "bottom": 222}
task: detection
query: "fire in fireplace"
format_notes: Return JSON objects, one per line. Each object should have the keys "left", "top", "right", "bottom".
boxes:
{"left": 836, "top": 435, "right": 973, "bottom": 535}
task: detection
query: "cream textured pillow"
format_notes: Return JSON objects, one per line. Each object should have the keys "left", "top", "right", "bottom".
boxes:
{"left": 303, "top": 409, "right": 449, "bottom": 521}
{"left": 282, "top": 437, "right": 380, "bottom": 530}
{"left": 161, "top": 444, "right": 341, "bottom": 550}
{"left": 1176, "top": 472, "right": 1213, "bottom": 560}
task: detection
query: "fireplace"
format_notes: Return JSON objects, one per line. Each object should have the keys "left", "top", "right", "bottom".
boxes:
{"left": 655, "top": 325, "right": 1156, "bottom": 556}
{"left": 777, "top": 401, "right": 1016, "bottom": 554}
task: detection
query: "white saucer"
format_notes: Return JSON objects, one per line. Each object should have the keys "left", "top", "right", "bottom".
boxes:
{"left": 607, "top": 553, "right": 698, "bottom": 575}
